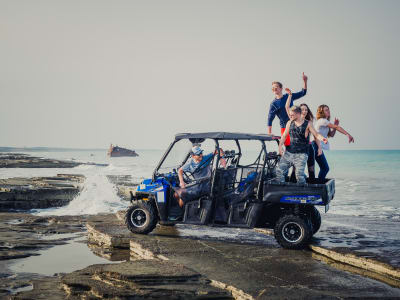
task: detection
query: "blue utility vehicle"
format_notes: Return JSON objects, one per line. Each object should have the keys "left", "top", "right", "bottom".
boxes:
{"left": 125, "top": 132, "right": 335, "bottom": 249}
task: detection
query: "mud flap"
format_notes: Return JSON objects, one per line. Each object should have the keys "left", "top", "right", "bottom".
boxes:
{"left": 183, "top": 198, "right": 212, "bottom": 225}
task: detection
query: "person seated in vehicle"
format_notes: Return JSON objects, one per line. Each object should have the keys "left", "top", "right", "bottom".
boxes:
{"left": 174, "top": 146, "right": 226, "bottom": 208}
{"left": 276, "top": 106, "right": 327, "bottom": 184}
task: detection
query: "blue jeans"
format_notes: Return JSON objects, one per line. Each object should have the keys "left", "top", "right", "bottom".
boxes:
{"left": 312, "top": 141, "right": 329, "bottom": 180}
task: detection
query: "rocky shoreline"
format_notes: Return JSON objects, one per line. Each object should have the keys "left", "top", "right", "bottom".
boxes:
{"left": 0, "top": 153, "right": 399, "bottom": 298}
{"left": 0, "top": 175, "right": 84, "bottom": 211}
{"left": 0, "top": 153, "right": 108, "bottom": 168}
{"left": 1, "top": 211, "right": 399, "bottom": 299}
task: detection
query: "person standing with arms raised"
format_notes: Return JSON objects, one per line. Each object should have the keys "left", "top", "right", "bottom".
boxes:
{"left": 313, "top": 105, "right": 355, "bottom": 180}
{"left": 267, "top": 73, "right": 308, "bottom": 146}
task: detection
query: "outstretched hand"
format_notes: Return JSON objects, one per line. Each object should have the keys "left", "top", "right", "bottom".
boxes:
{"left": 285, "top": 88, "right": 292, "bottom": 95}
{"left": 302, "top": 72, "right": 308, "bottom": 82}
{"left": 334, "top": 118, "right": 339, "bottom": 126}
{"left": 348, "top": 135, "right": 355, "bottom": 143}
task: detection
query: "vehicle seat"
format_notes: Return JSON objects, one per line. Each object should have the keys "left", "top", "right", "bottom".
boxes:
{"left": 223, "top": 170, "right": 259, "bottom": 205}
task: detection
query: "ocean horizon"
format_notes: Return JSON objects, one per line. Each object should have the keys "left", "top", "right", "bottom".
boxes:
{"left": 0, "top": 148, "right": 399, "bottom": 222}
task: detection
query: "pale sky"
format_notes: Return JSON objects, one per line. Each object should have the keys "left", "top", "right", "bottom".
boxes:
{"left": 1, "top": 0, "right": 399, "bottom": 150}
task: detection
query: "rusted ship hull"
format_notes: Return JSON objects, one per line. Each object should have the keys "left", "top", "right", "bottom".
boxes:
{"left": 108, "top": 145, "right": 138, "bottom": 157}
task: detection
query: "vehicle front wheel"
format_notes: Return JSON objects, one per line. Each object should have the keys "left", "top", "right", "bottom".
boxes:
{"left": 125, "top": 201, "right": 157, "bottom": 234}
{"left": 274, "top": 214, "right": 312, "bottom": 249}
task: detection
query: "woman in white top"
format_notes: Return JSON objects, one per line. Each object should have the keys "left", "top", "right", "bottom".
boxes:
{"left": 313, "top": 105, "right": 355, "bottom": 180}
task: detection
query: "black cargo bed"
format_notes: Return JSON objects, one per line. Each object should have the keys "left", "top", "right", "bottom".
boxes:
{"left": 263, "top": 179, "right": 335, "bottom": 206}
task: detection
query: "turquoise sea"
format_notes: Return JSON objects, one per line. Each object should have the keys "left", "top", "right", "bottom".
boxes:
{"left": 0, "top": 149, "right": 399, "bottom": 220}
{"left": 323, "top": 150, "right": 400, "bottom": 220}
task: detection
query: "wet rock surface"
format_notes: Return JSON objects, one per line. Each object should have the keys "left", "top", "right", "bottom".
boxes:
{"left": 1, "top": 207, "right": 399, "bottom": 298}
{"left": 0, "top": 213, "right": 86, "bottom": 260}
{"left": 0, "top": 213, "right": 233, "bottom": 299}
{"left": 61, "top": 261, "right": 232, "bottom": 299}
{"left": 0, "top": 213, "right": 88, "bottom": 298}
{"left": 0, "top": 174, "right": 84, "bottom": 211}
{"left": 8, "top": 261, "right": 233, "bottom": 300}
{"left": 107, "top": 175, "right": 139, "bottom": 201}
{"left": 86, "top": 213, "right": 400, "bottom": 299}
{"left": 302, "top": 213, "right": 400, "bottom": 284}
{"left": 314, "top": 214, "right": 400, "bottom": 269}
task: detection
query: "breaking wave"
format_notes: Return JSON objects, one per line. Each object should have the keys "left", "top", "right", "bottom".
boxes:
{"left": 35, "top": 174, "right": 128, "bottom": 216}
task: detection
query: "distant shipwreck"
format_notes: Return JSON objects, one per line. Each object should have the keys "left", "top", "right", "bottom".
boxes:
{"left": 107, "top": 144, "right": 139, "bottom": 157}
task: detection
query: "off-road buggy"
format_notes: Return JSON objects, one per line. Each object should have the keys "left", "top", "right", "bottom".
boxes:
{"left": 125, "top": 132, "right": 335, "bottom": 249}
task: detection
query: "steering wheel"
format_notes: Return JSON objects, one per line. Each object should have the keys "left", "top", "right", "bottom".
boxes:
{"left": 182, "top": 170, "right": 195, "bottom": 183}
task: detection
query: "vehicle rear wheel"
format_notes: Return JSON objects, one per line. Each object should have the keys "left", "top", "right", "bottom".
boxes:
{"left": 125, "top": 201, "right": 157, "bottom": 234}
{"left": 274, "top": 214, "right": 312, "bottom": 249}
{"left": 310, "top": 206, "right": 321, "bottom": 234}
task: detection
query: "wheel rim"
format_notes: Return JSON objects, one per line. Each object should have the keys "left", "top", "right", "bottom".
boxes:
{"left": 282, "top": 221, "right": 304, "bottom": 243}
{"left": 131, "top": 208, "right": 147, "bottom": 228}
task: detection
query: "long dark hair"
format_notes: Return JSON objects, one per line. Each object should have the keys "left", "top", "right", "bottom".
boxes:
{"left": 300, "top": 103, "right": 314, "bottom": 121}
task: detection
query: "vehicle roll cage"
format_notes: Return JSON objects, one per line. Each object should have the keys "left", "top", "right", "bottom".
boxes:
{"left": 153, "top": 132, "right": 280, "bottom": 184}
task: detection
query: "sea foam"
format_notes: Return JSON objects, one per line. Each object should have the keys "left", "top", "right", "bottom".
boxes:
{"left": 35, "top": 174, "right": 128, "bottom": 216}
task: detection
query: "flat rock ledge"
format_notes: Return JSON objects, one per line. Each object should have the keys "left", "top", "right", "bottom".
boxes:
{"left": 0, "top": 213, "right": 89, "bottom": 299}
{"left": 9, "top": 261, "right": 233, "bottom": 300}
{"left": 0, "top": 153, "right": 82, "bottom": 168}
{"left": 98, "top": 213, "right": 400, "bottom": 284}
{"left": 0, "top": 174, "right": 85, "bottom": 211}
{"left": 87, "top": 214, "right": 132, "bottom": 248}
{"left": 87, "top": 213, "right": 400, "bottom": 297}
{"left": 61, "top": 260, "right": 233, "bottom": 299}
{"left": 0, "top": 152, "right": 109, "bottom": 168}
{"left": 256, "top": 224, "right": 400, "bottom": 283}
{"left": 86, "top": 214, "right": 253, "bottom": 300}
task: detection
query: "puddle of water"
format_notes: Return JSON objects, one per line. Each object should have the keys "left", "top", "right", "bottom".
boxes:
{"left": 5, "top": 219, "right": 25, "bottom": 225}
{"left": 38, "top": 232, "right": 82, "bottom": 241}
{"left": 9, "top": 234, "right": 123, "bottom": 276}
{"left": 9, "top": 284, "right": 33, "bottom": 295}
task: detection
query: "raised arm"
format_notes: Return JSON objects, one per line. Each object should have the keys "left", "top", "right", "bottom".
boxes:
{"left": 302, "top": 72, "right": 308, "bottom": 90}
{"left": 284, "top": 88, "right": 292, "bottom": 117}
{"left": 327, "top": 123, "right": 354, "bottom": 143}
{"left": 291, "top": 72, "right": 308, "bottom": 101}
{"left": 279, "top": 121, "right": 291, "bottom": 156}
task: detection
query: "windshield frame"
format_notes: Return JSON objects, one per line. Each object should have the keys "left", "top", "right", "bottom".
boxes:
{"left": 153, "top": 138, "right": 272, "bottom": 181}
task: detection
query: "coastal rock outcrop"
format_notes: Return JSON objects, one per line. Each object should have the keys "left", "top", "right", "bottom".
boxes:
{"left": 0, "top": 212, "right": 87, "bottom": 298}
{"left": 0, "top": 175, "right": 84, "bottom": 211}
{"left": 61, "top": 260, "right": 233, "bottom": 299}
{"left": 0, "top": 153, "right": 81, "bottom": 168}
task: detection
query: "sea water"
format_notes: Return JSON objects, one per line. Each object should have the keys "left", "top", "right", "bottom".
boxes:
{"left": 0, "top": 149, "right": 399, "bottom": 220}
{"left": 324, "top": 150, "right": 400, "bottom": 220}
